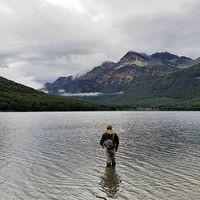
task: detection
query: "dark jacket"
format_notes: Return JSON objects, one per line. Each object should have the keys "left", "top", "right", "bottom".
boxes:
{"left": 100, "top": 132, "right": 119, "bottom": 151}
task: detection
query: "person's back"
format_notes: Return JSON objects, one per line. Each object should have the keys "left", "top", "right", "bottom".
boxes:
{"left": 100, "top": 125, "right": 119, "bottom": 167}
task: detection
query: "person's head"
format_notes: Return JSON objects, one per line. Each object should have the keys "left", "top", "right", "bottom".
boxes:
{"left": 107, "top": 125, "right": 112, "bottom": 130}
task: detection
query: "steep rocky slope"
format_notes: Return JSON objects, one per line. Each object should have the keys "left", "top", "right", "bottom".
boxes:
{"left": 45, "top": 51, "right": 194, "bottom": 95}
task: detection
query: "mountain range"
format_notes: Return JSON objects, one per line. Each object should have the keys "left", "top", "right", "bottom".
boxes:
{"left": 45, "top": 51, "right": 196, "bottom": 95}
{"left": 44, "top": 51, "right": 200, "bottom": 110}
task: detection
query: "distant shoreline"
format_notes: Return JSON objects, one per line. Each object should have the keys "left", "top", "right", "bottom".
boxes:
{"left": 1, "top": 109, "right": 200, "bottom": 112}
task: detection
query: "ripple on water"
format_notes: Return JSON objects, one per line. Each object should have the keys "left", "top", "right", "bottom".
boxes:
{"left": 0, "top": 111, "right": 200, "bottom": 200}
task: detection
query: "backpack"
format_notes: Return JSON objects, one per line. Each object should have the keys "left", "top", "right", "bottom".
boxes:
{"left": 104, "top": 133, "right": 115, "bottom": 150}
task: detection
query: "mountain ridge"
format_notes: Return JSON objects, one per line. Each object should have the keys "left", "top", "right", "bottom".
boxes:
{"left": 44, "top": 51, "right": 196, "bottom": 95}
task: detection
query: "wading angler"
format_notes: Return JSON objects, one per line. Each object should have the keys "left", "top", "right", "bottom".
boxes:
{"left": 100, "top": 125, "right": 119, "bottom": 167}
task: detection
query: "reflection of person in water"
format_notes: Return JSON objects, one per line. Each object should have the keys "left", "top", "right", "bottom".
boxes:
{"left": 100, "top": 166, "right": 121, "bottom": 198}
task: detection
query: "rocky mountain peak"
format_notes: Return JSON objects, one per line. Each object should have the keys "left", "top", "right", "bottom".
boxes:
{"left": 151, "top": 52, "right": 179, "bottom": 60}
{"left": 151, "top": 52, "right": 193, "bottom": 68}
{"left": 118, "top": 51, "right": 150, "bottom": 67}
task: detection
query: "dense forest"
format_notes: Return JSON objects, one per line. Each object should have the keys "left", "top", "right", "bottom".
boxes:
{"left": 0, "top": 76, "right": 114, "bottom": 111}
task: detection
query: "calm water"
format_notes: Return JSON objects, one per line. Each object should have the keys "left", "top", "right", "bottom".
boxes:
{"left": 0, "top": 111, "right": 199, "bottom": 200}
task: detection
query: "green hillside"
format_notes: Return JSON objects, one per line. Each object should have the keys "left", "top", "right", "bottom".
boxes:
{"left": 80, "top": 64, "right": 200, "bottom": 110}
{"left": 0, "top": 76, "right": 113, "bottom": 111}
{"left": 110, "top": 64, "right": 200, "bottom": 110}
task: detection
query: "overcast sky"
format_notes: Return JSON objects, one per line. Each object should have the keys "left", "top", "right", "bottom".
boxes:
{"left": 0, "top": 0, "right": 200, "bottom": 88}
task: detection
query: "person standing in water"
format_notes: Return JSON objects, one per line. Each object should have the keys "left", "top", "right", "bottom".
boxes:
{"left": 100, "top": 125, "right": 119, "bottom": 167}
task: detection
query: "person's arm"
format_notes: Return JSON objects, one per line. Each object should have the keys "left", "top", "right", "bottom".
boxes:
{"left": 100, "top": 133, "right": 105, "bottom": 147}
{"left": 115, "top": 134, "right": 119, "bottom": 151}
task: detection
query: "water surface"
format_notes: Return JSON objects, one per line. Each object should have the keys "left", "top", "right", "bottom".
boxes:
{"left": 0, "top": 111, "right": 199, "bottom": 200}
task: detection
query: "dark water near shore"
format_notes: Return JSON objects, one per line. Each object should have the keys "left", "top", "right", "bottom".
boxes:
{"left": 0, "top": 111, "right": 200, "bottom": 200}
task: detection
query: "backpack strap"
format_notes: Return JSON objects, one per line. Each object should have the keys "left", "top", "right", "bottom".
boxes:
{"left": 111, "top": 133, "right": 115, "bottom": 144}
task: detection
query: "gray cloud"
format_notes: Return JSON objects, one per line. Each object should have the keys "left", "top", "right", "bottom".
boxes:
{"left": 0, "top": 63, "right": 8, "bottom": 68}
{"left": 0, "top": 0, "right": 200, "bottom": 88}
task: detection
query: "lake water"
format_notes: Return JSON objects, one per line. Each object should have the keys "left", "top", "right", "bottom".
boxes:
{"left": 0, "top": 111, "right": 199, "bottom": 200}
